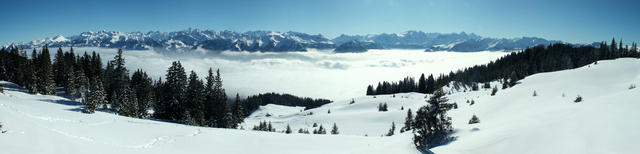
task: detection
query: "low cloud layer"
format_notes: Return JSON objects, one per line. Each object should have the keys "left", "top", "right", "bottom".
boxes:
{"left": 71, "top": 48, "right": 507, "bottom": 101}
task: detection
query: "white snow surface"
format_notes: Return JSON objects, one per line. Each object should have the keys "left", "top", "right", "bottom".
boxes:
{"left": 0, "top": 81, "right": 418, "bottom": 154}
{"left": 243, "top": 58, "right": 640, "bottom": 154}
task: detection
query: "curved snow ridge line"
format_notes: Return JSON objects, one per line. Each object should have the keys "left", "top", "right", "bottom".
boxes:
{"left": 22, "top": 112, "right": 79, "bottom": 123}
{"left": 50, "top": 128, "right": 96, "bottom": 142}
{"left": 133, "top": 129, "right": 203, "bottom": 149}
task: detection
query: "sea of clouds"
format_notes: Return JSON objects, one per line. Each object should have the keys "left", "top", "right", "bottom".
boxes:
{"left": 68, "top": 47, "right": 508, "bottom": 101}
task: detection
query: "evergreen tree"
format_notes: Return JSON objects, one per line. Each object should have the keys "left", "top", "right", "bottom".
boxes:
{"left": 85, "top": 76, "right": 106, "bottom": 113}
{"left": 37, "top": 45, "right": 56, "bottom": 95}
{"left": 64, "top": 67, "right": 77, "bottom": 100}
{"left": 108, "top": 49, "right": 130, "bottom": 111}
{"left": 285, "top": 124, "right": 292, "bottom": 134}
{"left": 159, "top": 61, "right": 188, "bottom": 121}
{"left": 402, "top": 108, "right": 414, "bottom": 131}
{"left": 53, "top": 47, "right": 65, "bottom": 85}
{"left": 75, "top": 69, "right": 89, "bottom": 102}
{"left": 509, "top": 71, "right": 518, "bottom": 87}
{"left": 366, "top": 85, "right": 374, "bottom": 95}
{"left": 203, "top": 68, "right": 229, "bottom": 128}
{"left": 118, "top": 85, "right": 139, "bottom": 117}
{"left": 131, "top": 69, "right": 154, "bottom": 119}
{"left": 418, "top": 73, "right": 427, "bottom": 93}
{"left": 413, "top": 89, "right": 454, "bottom": 149}
{"left": 426, "top": 74, "right": 435, "bottom": 93}
{"left": 185, "top": 71, "right": 206, "bottom": 125}
{"left": 317, "top": 124, "right": 326, "bottom": 134}
{"left": 231, "top": 93, "right": 245, "bottom": 128}
{"left": 331, "top": 123, "right": 339, "bottom": 135}
{"left": 491, "top": 86, "right": 498, "bottom": 96}
{"left": 386, "top": 122, "right": 396, "bottom": 136}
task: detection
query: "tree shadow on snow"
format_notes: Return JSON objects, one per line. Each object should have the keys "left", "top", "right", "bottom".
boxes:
{"left": 0, "top": 82, "right": 29, "bottom": 93}
{"left": 37, "top": 99, "right": 82, "bottom": 106}
{"left": 416, "top": 131, "right": 459, "bottom": 154}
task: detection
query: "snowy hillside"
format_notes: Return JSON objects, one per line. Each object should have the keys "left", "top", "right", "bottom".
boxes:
{"left": 0, "top": 81, "right": 418, "bottom": 154}
{"left": 1, "top": 57, "right": 638, "bottom": 154}
{"left": 242, "top": 58, "right": 640, "bottom": 153}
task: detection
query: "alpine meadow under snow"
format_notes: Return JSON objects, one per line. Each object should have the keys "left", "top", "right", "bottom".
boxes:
{"left": 1, "top": 56, "right": 639, "bottom": 153}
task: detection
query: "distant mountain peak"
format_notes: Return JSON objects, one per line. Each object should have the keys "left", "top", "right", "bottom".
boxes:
{"left": 7, "top": 29, "right": 564, "bottom": 52}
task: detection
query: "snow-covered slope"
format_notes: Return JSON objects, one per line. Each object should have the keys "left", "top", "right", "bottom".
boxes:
{"left": 1, "top": 58, "right": 638, "bottom": 154}
{"left": 243, "top": 58, "right": 640, "bottom": 154}
{"left": 0, "top": 81, "right": 417, "bottom": 154}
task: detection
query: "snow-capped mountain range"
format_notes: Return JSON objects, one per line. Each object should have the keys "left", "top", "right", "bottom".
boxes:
{"left": 7, "top": 29, "right": 563, "bottom": 52}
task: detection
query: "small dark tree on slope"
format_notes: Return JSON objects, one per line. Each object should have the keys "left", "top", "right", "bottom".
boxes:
{"left": 378, "top": 103, "right": 388, "bottom": 112}
{"left": 468, "top": 115, "right": 480, "bottom": 124}
{"left": 574, "top": 95, "right": 583, "bottom": 103}
{"left": 413, "top": 89, "right": 454, "bottom": 149}
{"left": 317, "top": 125, "right": 327, "bottom": 134}
{"left": 331, "top": 123, "right": 339, "bottom": 135}
{"left": 285, "top": 124, "right": 292, "bottom": 134}
{"left": 491, "top": 86, "right": 498, "bottom": 96}
{"left": 402, "top": 108, "right": 414, "bottom": 132}
{"left": 386, "top": 122, "right": 396, "bottom": 136}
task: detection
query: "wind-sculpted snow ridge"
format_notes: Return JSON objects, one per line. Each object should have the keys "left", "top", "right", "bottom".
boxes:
{"left": 7, "top": 29, "right": 565, "bottom": 52}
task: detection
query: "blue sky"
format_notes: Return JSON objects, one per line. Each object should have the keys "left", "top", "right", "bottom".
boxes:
{"left": 1, "top": 0, "right": 639, "bottom": 45}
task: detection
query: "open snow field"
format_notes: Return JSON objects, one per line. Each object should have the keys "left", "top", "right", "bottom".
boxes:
{"left": 69, "top": 48, "right": 508, "bottom": 100}
{"left": 243, "top": 58, "right": 640, "bottom": 153}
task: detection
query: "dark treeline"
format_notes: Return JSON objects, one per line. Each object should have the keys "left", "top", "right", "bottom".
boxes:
{"left": 367, "top": 39, "right": 640, "bottom": 95}
{"left": 243, "top": 93, "right": 332, "bottom": 115}
{"left": 0, "top": 46, "right": 245, "bottom": 129}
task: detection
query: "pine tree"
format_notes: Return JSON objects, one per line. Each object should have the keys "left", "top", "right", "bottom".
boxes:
{"left": 285, "top": 124, "right": 292, "bottom": 134}
{"left": 53, "top": 47, "right": 65, "bottom": 86}
{"left": 231, "top": 93, "right": 245, "bottom": 128}
{"left": 426, "top": 74, "right": 435, "bottom": 93}
{"left": 366, "top": 85, "right": 375, "bottom": 95}
{"left": 386, "top": 122, "right": 396, "bottom": 136}
{"left": 317, "top": 124, "right": 326, "bottom": 134}
{"left": 203, "top": 68, "right": 229, "bottom": 128}
{"left": 109, "top": 49, "right": 130, "bottom": 112}
{"left": 75, "top": 69, "right": 89, "bottom": 102}
{"left": 402, "top": 108, "right": 414, "bottom": 131}
{"left": 161, "top": 61, "right": 188, "bottom": 121}
{"left": 509, "top": 71, "right": 518, "bottom": 87}
{"left": 185, "top": 71, "right": 205, "bottom": 125}
{"left": 37, "top": 45, "right": 56, "bottom": 95}
{"left": 131, "top": 69, "right": 153, "bottom": 119}
{"left": 64, "top": 67, "right": 77, "bottom": 100}
{"left": 331, "top": 123, "right": 339, "bottom": 134}
{"left": 611, "top": 38, "right": 617, "bottom": 59}
{"left": 0, "top": 82, "right": 4, "bottom": 93}
{"left": 84, "top": 76, "right": 106, "bottom": 113}
{"left": 418, "top": 73, "right": 427, "bottom": 93}
{"left": 119, "top": 85, "right": 139, "bottom": 117}
{"left": 491, "top": 86, "right": 498, "bottom": 96}
{"left": 413, "top": 89, "right": 454, "bottom": 148}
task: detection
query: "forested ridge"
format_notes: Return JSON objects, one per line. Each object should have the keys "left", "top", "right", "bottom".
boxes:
{"left": 367, "top": 39, "right": 640, "bottom": 95}
{"left": 0, "top": 46, "right": 330, "bottom": 128}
